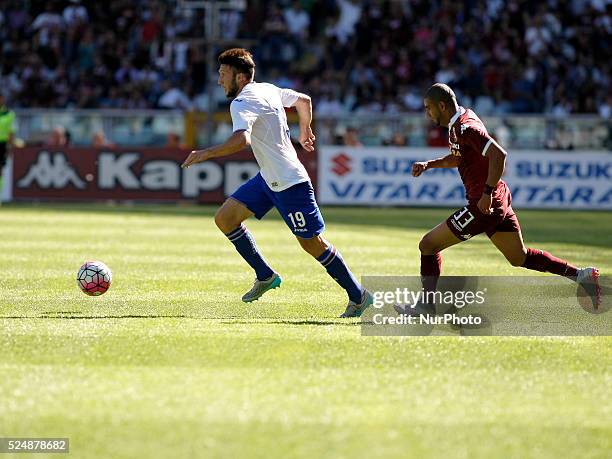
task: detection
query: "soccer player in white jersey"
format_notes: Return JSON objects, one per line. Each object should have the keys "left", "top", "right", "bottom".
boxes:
{"left": 182, "top": 48, "right": 372, "bottom": 317}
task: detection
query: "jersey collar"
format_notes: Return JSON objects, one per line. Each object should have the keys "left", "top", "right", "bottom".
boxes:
{"left": 236, "top": 81, "right": 254, "bottom": 98}
{"left": 448, "top": 106, "right": 466, "bottom": 131}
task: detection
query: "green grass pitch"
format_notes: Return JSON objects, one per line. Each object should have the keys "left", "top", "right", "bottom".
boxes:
{"left": 0, "top": 204, "right": 610, "bottom": 458}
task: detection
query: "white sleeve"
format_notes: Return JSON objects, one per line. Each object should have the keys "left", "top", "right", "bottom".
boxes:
{"left": 279, "top": 87, "right": 300, "bottom": 107}
{"left": 230, "top": 99, "right": 258, "bottom": 133}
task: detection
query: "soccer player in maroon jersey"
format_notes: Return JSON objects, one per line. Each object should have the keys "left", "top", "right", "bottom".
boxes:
{"left": 407, "top": 83, "right": 601, "bottom": 312}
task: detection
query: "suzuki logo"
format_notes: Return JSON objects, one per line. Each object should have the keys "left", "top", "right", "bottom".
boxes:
{"left": 331, "top": 153, "right": 352, "bottom": 176}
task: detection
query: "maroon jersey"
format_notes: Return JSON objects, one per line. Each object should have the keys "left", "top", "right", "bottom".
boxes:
{"left": 448, "top": 107, "right": 506, "bottom": 205}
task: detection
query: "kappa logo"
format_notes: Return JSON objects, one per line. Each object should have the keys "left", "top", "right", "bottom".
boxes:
{"left": 460, "top": 124, "right": 468, "bottom": 135}
{"left": 331, "top": 153, "right": 352, "bottom": 176}
{"left": 17, "top": 151, "right": 86, "bottom": 189}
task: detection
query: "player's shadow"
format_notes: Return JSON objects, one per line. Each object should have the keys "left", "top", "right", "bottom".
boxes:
{"left": 219, "top": 319, "right": 362, "bottom": 326}
{"left": 0, "top": 314, "right": 363, "bottom": 325}
{"left": 0, "top": 314, "right": 193, "bottom": 319}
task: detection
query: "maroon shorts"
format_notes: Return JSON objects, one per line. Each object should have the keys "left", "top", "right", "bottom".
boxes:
{"left": 446, "top": 185, "right": 521, "bottom": 240}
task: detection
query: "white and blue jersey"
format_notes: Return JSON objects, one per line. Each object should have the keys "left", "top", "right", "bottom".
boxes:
{"left": 230, "top": 82, "right": 309, "bottom": 191}
{"left": 229, "top": 82, "right": 324, "bottom": 238}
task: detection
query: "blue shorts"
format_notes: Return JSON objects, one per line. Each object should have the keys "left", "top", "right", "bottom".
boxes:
{"left": 230, "top": 173, "right": 325, "bottom": 239}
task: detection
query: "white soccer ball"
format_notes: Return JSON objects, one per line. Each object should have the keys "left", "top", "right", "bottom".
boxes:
{"left": 77, "top": 261, "right": 112, "bottom": 296}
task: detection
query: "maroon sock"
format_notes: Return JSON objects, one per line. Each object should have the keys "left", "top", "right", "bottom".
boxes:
{"left": 421, "top": 253, "right": 442, "bottom": 297}
{"left": 522, "top": 248, "right": 578, "bottom": 278}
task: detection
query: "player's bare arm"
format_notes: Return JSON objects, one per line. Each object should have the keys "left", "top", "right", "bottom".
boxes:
{"left": 181, "top": 130, "right": 251, "bottom": 168}
{"left": 412, "top": 154, "right": 460, "bottom": 177}
{"left": 477, "top": 140, "right": 507, "bottom": 215}
{"left": 292, "top": 94, "right": 316, "bottom": 152}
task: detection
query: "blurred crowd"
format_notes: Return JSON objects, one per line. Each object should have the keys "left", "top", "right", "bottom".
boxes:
{"left": 0, "top": 0, "right": 610, "bottom": 118}
{"left": 0, "top": 0, "right": 203, "bottom": 110}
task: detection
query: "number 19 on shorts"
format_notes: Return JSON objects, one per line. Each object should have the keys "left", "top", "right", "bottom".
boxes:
{"left": 288, "top": 212, "right": 306, "bottom": 229}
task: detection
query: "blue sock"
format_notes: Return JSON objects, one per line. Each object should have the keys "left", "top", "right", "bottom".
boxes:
{"left": 226, "top": 225, "right": 274, "bottom": 281}
{"left": 317, "top": 245, "right": 363, "bottom": 303}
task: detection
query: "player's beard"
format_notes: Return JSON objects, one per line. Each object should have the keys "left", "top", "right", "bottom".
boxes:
{"left": 226, "top": 80, "right": 239, "bottom": 99}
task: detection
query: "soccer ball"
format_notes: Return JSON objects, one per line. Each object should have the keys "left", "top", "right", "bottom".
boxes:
{"left": 77, "top": 261, "right": 112, "bottom": 296}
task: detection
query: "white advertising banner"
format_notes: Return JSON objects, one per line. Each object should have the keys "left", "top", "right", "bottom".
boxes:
{"left": 318, "top": 147, "right": 612, "bottom": 210}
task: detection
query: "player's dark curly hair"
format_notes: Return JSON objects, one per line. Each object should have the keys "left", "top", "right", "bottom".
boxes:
{"left": 218, "top": 48, "right": 255, "bottom": 80}
{"left": 425, "top": 83, "right": 457, "bottom": 106}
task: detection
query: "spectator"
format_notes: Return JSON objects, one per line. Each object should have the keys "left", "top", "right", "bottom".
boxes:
{"left": 141, "top": 8, "right": 162, "bottom": 44}
{"left": 63, "top": 0, "right": 88, "bottom": 28}
{"left": 165, "top": 132, "right": 185, "bottom": 149}
{"left": 316, "top": 93, "right": 346, "bottom": 117}
{"left": 157, "top": 80, "right": 192, "bottom": 110}
{"left": 330, "top": 0, "right": 362, "bottom": 44}
{"left": 599, "top": 94, "right": 612, "bottom": 119}
{"left": 31, "top": 2, "right": 63, "bottom": 36}
{"left": 46, "top": 126, "right": 67, "bottom": 146}
{"left": 0, "top": 93, "right": 16, "bottom": 190}
{"left": 385, "top": 132, "right": 408, "bottom": 147}
{"left": 219, "top": 8, "right": 242, "bottom": 40}
{"left": 91, "top": 130, "right": 115, "bottom": 148}
{"left": 284, "top": 1, "right": 310, "bottom": 39}
{"left": 259, "top": 4, "right": 292, "bottom": 71}
{"left": 342, "top": 126, "right": 363, "bottom": 147}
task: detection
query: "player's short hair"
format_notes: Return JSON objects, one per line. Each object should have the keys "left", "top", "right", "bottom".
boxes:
{"left": 218, "top": 48, "right": 255, "bottom": 80}
{"left": 425, "top": 83, "right": 457, "bottom": 106}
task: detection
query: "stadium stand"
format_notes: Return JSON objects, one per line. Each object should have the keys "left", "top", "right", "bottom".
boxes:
{"left": 0, "top": 0, "right": 610, "bottom": 117}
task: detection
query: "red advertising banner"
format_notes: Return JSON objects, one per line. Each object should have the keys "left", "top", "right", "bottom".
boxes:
{"left": 12, "top": 147, "right": 318, "bottom": 203}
